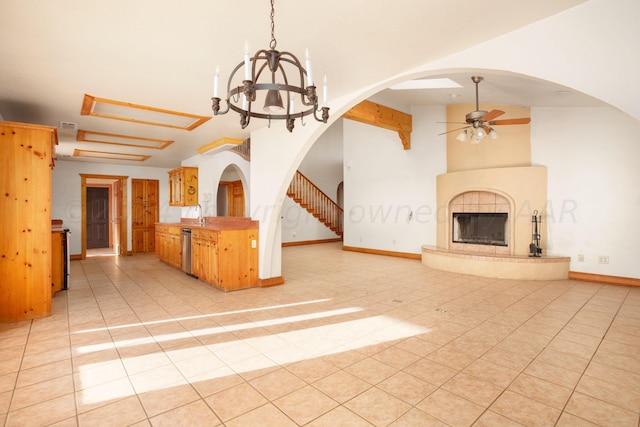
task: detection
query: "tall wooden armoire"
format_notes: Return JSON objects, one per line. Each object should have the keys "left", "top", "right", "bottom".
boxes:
{"left": 0, "top": 122, "right": 57, "bottom": 322}
{"left": 132, "top": 179, "right": 159, "bottom": 253}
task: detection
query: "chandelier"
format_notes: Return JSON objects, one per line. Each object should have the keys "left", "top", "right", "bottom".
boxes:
{"left": 211, "top": 0, "right": 329, "bottom": 132}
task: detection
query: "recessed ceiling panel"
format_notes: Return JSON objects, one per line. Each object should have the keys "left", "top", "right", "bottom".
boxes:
{"left": 77, "top": 130, "right": 173, "bottom": 149}
{"left": 73, "top": 149, "right": 150, "bottom": 162}
{"left": 81, "top": 94, "right": 210, "bottom": 130}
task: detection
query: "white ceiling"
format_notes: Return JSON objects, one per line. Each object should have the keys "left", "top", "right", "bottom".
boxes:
{"left": 0, "top": 0, "right": 601, "bottom": 168}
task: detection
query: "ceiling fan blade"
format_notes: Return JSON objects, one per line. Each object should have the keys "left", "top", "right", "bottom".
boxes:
{"left": 480, "top": 109, "right": 505, "bottom": 122}
{"left": 438, "top": 125, "right": 470, "bottom": 136}
{"left": 489, "top": 118, "right": 531, "bottom": 126}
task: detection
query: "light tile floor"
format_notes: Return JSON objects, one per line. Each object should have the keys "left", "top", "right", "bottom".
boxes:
{"left": 1, "top": 242, "right": 639, "bottom": 426}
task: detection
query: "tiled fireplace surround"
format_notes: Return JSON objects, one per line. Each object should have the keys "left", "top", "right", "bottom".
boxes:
{"left": 449, "top": 191, "right": 511, "bottom": 256}
{"left": 422, "top": 166, "right": 570, "bottom": 280}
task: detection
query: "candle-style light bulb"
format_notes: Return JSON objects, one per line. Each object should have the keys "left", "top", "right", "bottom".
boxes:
{"left": 322, "top": 74, "right": 328, "bottom": 107}
{"left": 305, "top": 49, "right": 313, "bottom": 87}
{"left": 244, "top": 41, "right": 251, "bottom": 81}
{"left": 213, "top": 65, "right": 220, "bottom": 98}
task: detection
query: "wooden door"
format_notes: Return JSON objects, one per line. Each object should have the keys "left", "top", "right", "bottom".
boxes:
{"left": 146, "top": 180, "right": 159, "bottom": 253}
{"left": 132, "top": 179, "right": 159, "bottom": 253}
{"left": 86, "top": 187, "right": 110, "bottom": 249}
{"left": 231, "top": 181, "right": 245, "bottom": 217}
{"left": 220, "top": 180, "right": 245, "bottom": 217}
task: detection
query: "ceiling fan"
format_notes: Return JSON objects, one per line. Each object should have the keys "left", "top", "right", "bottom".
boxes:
{"left": 440, "top": 76, "right": 531, "bottom": 143}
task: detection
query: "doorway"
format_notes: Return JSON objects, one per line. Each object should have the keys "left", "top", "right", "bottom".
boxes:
{"left": 217, "top": 181, "right": 245, "bottom": 217}
{"left": 80, "top": 174, "right": 128, "bottom": 259}
{"left": 216, "top": 165, "right": 246, "bottom": 217}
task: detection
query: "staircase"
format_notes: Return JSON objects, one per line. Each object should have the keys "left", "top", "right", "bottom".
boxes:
{"left": 287, "top": 170, "right": 343, "bottom": 237}
{"left": 231, "top": 138, "right": 250, "bottom": 160}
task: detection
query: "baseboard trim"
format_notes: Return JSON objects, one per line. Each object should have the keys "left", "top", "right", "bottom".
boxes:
{"left": 70, "top": 254, "right": 82, "bottom": 261}
{"left": 342, "top": 245, "right": 421, "bottom": 260}
{"left": 282, "top": 238, "right": 342, "bottom": 247}
{"left": 258, "top": 276, "right": 285, "bottom": 287}
{"left": 568, "top": 271, "right": 640, "bottom": 287}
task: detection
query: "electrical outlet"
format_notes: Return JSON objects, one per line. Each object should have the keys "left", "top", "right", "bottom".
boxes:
{"left": 577, "top": 254, "right": 584, "bottom": 262}
{"left": 251, "top": 239, "right": 257, "bottom": 249}
{"left": 598, "top": 256, "right": 609, "bottom": 264}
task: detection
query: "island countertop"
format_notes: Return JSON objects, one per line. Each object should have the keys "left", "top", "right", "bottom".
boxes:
{"left": 156, "top": 216, "right": 258, "bottom": 231}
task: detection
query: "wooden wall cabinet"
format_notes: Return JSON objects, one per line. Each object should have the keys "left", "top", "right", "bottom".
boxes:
{"left": 169, "top": 167, "right": 198, "bottom": 206}
{"left": 0, "top": 122, "right": 57, "bottom": 322}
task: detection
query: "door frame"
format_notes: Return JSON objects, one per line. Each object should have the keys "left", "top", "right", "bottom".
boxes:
{"left": 80, "top": 174, "right": 128, "bottom": 259}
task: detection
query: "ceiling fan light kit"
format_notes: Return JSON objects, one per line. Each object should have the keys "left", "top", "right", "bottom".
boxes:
{"left": 440, "top": 75, "right": 531, "bottom": 143}
{"left": 211, "top": 0, "right": 329, "bottom": 132}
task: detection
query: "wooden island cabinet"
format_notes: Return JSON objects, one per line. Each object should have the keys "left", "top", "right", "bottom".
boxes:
{"left": 154, "top": 224, "right": 182, "bottom": 269}
{"left": 155, "top": 218, "right": 258, "bottom": 291}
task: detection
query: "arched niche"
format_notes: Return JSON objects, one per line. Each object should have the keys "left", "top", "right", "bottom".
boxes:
{"left": 216, "top": 164, "right": 249, "bottom": 217}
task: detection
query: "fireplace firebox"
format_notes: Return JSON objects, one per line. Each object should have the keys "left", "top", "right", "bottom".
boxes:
{"left": 452, "top": 212, "right": 508, "bottom": 246}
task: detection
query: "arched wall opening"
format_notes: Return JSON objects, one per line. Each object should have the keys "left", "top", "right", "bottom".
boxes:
{"left": 251, "top": 64, "right": 626, "bottom": 282}
{"left": 216, "top": 164, "right": 248, "bottom": 217}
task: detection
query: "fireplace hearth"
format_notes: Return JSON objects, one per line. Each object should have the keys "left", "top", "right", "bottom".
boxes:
{"left": 452, "top": 212, "right": 508, "bottom": 246}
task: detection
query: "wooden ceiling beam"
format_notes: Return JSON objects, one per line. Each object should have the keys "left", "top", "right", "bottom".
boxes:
{"left": 342, "top": 100, "right": 413, "bottom": 149}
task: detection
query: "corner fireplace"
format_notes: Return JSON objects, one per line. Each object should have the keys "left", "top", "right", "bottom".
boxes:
{"left": 452, "top": 212, "right": 508, "bottom": 246}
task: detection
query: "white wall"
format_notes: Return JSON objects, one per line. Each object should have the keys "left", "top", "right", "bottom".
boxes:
{"left": 281, "top": 197, "right": 340, "bottom": 242}
{"left": 532, "top": 106, "right": 640, "bottom": 278}
{"left": 282, "top": 119, "right": 344, "bottom": 243}
{"left": 343, "top": 106, "right": 447, "bottom": 254}
{"left": 51, "top": 160, "right": 180, "bottom": 255}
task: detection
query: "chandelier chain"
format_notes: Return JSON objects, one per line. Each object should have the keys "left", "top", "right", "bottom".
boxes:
{"left": 269, "top": 0, "right": 277, "bottom": 50}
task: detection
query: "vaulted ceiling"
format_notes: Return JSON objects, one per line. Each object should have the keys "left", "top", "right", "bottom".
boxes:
{"left": 0, "top": 0, "right": 601, "bottom": 168}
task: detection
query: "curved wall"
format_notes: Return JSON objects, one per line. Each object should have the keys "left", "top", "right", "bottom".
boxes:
{"left": 251, "top": 0, "right": 639, "bottom": 281}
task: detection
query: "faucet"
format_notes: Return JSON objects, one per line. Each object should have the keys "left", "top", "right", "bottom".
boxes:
{"left": 197, "top": 204, "right": 204, "bottom": 225}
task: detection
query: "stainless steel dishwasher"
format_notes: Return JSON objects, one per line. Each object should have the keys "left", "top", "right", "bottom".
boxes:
{"left": 181, "top": 228, "right": 193, "bottom": 275}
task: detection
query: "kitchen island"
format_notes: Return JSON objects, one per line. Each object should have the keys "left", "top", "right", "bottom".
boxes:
{"left": 155, "top": 217, "right": 258, "bottom": 292}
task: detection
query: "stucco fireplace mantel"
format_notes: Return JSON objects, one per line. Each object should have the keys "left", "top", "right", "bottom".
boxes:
{"left": 427, "top": 165, "right": 570, "bottom": 280}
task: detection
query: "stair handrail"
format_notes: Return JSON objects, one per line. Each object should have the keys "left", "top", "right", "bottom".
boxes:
{"left": 288, "top": 170, "right": 343, "bottom": 235}
{"left": 231, "top": 138, "right": 250, "bottom": 160}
